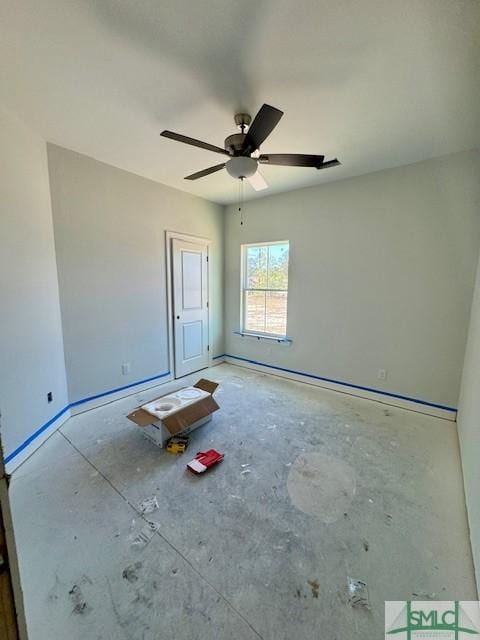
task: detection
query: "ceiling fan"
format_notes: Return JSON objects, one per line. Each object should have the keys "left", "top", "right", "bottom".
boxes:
{"left": 160, "top": 104, "right": 340, "bottom": 191}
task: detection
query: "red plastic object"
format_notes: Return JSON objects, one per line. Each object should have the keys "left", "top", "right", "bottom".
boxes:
{"left": 187, "top": 449, "right": 224, "bottom": 474}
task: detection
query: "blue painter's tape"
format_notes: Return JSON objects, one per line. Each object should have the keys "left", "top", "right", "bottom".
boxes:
{"left": 4, "top": 405, "right": 71, "bottom": 464}
{"left": 69, "top": 371, "right": 171, "bottom": 407}
{"left": 223, "top": 354, "right": 457, "bottom": 413}
{"left": 4, "top": 370, "right": 171, "bottom": 464}
{"left": 5, "top": 353, "right": 456, "bottom": 466}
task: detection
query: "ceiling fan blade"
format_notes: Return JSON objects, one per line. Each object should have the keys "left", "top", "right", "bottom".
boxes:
{"left": 247, "top": 171, "right": 268, "bottom": 191}
{"left": 161, "top": 130, "right": 229, "bottom": 156}
{"left": 242, "top": 104, "right": 284, "bottom": 154}
{"left": 259, "top": 153, "right": 325, "bottom": 167}
{"left": 184, "top": 163, "right": 226, "bottom": 180}
{"left": 316, "top": 158, "right": 341, "bottom": 170}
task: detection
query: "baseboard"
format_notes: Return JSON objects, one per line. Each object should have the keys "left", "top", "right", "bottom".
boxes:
{"left": 6, "top": 354, "right": 453, "bottom": 474}
{"left": 5, "top": 407, "right": 71, "bottom": 474}
{"left": 69, "top": 371, "right": 172, "bottom": 415}
{"left": 223, "top": 355, "right": 457, "bottom": 421}
{"left": 4, "top": 371, "right": 172, "bottom": 471}
{"left": 72, "top": 358, "right": 230, "bottom": 414}
{"left": 5, "top": 361, "right": 224, "bottom": 469}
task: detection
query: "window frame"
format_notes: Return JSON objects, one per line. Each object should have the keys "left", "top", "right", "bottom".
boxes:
{"left": 240, "top": 240, "right": 289, "bottom": 339}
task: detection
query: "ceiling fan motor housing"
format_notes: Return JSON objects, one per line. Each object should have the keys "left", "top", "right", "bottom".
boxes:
{"left": 226, "top": 156, "right": 258, "bottom": 179}
{"left": 224, "top": 133, "right": 247, "bottom": 155}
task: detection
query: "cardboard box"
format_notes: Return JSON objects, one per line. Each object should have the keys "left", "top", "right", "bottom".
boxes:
{"left": 127, "top": 379, "right": 219, "bottom": 448}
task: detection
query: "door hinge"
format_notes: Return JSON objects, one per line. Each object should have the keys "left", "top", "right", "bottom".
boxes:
{"left": 207, "top": 345, "right": 210, "bottom": 352}
{"left": 207, "top": 301, "right": 209, "bottom": 308}
{"left": 206, "top": 255, "right": 209, "bottom": 262}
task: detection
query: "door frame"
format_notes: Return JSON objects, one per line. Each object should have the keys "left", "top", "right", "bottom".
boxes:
{"left": 165, "top": 231, "right": 213, "bottom": 379}
{"left": 0, "top": 435, "right": 28, "bottom": 639}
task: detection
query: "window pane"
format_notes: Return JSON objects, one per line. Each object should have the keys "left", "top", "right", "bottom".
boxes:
{"left": 265, "top": 291, "right": 287, "bottom": 335}
{"left": 246, "top": 246, "right": 268, "bottom": 288}
{"left": 242, "top": 242, "right": 289, "bottom": 336}
{"left": 267, "top": 243, "right": 289, "bottom": 290}
{"left": 245, "top": 290, "right": 266, "bottom": 333}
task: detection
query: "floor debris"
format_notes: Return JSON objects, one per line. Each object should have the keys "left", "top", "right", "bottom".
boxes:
{"left": 307, "top": 579, "right": 320, "bottom": 598}
{"left": 131, "top": 521, "right": 160, "bottom": 548}
{"left": 347, "top": 577, "right": 370, "bottom": 610}
{"left": 241, "top": 468, "right": 252, "bottom": 475}
{"left": 412, "top": 591, "right": 436, "bottom": 599}
{"left": 363, "top": 540, "right": 369, "bottom": 552}
{"left": 138, "top": 496, "right": 159, "bottom": 514}
{"left": 122, "top": 562, "right": 142, "bottom": 583}
{"left": 68, "top": 584, "right": 90, "bottom": 615}
{"left": 73, "top": 602, "right": 87, "bottom": 615}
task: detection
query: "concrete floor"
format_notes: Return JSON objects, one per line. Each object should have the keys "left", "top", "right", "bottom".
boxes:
{"left": 10, "top": 363, "right": 477, "bottom": 639}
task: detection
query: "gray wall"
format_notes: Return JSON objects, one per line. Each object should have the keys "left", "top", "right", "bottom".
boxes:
{"left": 458, "top": 254, "right": 480, "bottom": 587}
{"left": 224, "top": 150, "right": 480, "bottom": 410}
{"left": 47, "top": 144, "right": 224, "bottom": 404}
{"left": 0, "top": 109, "right": 69, "bottom": 464}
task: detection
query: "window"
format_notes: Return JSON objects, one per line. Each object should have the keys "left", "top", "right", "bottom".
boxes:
{"left": 241, "top": 241, "right": 289, "bottom": 337}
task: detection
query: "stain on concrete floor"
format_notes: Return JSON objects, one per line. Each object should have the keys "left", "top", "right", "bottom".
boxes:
{"left": 287, "top": 452, "right": 356, "bottom": 522}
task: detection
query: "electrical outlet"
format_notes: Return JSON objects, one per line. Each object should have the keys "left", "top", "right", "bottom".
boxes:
{"left": 377, "top": 369, "right": 387, "bottom": 381}
{"left": 47, "top": 392, "right": 53, "bottom": 403}
{"left": 121, "top": 363, "right": 131, "bottom": 376}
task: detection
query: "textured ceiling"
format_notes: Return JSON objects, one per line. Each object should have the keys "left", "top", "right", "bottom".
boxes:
{"left": 1, "top": 0, "right": 479, "bottom": 204}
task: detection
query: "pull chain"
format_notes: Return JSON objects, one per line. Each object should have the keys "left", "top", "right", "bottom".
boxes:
{"left": 238, "top": 177, "right": 245, "bottom": 226}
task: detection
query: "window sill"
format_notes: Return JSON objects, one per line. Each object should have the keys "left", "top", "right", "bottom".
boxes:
{"left": 233, "top": 330, "right": 292, "bottom": 344}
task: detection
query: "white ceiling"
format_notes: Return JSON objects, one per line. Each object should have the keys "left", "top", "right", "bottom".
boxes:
{"left": 1, "top": 0, "right": 479, "bottom": 204}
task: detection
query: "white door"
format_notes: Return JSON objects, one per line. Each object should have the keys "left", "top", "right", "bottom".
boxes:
{"left": 172, "top": 238, "right": 209, "bottom": 378}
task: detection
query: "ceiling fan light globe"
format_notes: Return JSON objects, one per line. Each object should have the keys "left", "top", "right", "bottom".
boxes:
{"left": 226, "top": 157, "right": 258, "bottom": 179}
